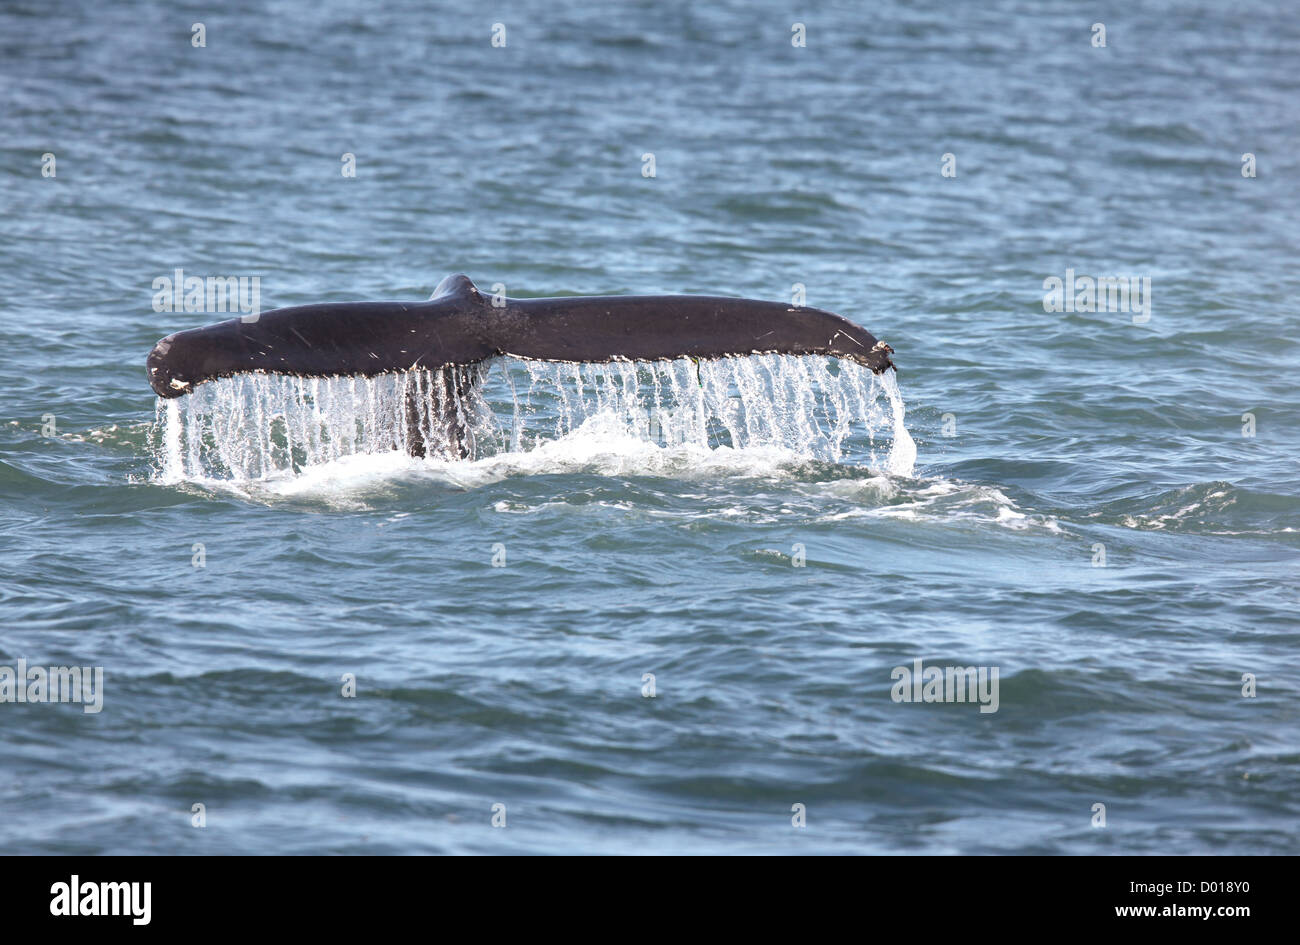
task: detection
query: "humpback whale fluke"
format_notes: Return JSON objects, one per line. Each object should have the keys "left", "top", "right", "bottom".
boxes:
{"left": 146, "top": 275, "right": 895, "bottom": 456}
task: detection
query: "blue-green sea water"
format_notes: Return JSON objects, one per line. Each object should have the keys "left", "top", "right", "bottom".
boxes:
{"left": 2, "top": 0, "right": 1298, "bottom": 854}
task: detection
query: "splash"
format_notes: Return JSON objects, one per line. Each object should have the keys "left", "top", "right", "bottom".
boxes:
{"left": 149, "top": 355, "right": 915, "bottom": 483}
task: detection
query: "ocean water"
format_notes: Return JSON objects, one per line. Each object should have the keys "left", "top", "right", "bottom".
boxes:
{"left": 1, "top": 0, "right": 1297, "bottom": 854}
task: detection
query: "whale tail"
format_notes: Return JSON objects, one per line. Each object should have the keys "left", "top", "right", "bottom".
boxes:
{"left": 147, "top": 274, "right": 895, "bottom": 458}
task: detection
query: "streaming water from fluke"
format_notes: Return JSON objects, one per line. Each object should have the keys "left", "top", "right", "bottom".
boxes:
{"left": 150, "top": 355, "right": 916, "bottom": 483}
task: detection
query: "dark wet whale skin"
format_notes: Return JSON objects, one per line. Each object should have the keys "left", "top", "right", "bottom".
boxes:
{"left": 145, "top": 274, "right": 895, "bottom": 399}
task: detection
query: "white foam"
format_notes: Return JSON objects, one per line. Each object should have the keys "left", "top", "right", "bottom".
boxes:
{"left": 819, "top": 478, "right": 1063, "bottom": 533}
{"left": 149, "top": 355, "right": 916, "bottom": 486}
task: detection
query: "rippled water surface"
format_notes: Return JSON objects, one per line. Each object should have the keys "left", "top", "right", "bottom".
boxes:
{"left": 1, "top": 0, "right": 1298, "bottom": 854}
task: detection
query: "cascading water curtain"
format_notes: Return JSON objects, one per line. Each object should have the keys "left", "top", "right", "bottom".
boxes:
{"left": 152, "top": 355, "right": 912, "bottom": 481}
